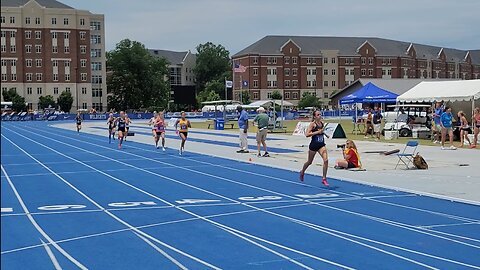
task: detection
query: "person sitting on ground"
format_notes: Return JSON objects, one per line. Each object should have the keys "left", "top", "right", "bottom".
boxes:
{"left": 335, "top": 140, "right": 361, "bottom": 169}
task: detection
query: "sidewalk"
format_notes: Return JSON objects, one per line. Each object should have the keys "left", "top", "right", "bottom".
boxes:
{"left": 55, "top": 121, "right": 480, "bottom": 205}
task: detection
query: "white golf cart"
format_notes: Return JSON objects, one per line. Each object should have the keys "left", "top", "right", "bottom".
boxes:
{"left": 383, "top": 104, "right": 431, "bottom": 137}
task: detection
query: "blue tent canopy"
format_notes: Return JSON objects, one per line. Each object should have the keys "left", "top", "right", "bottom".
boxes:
{"left": 339, "top": 82, "right": 399, "bottom": 105}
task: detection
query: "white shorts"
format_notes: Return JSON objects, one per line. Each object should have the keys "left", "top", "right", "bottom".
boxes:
{"left": 373, "top": 124, "right": 381, "bottom": 133}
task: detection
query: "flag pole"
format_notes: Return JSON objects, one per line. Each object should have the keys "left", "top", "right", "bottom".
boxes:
{"left": 240, "top": 74, "right": 243, "bottom": 104}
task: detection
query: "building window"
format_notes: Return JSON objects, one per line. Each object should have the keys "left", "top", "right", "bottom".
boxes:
{"left": 92, "top": 62, "right": 102, "bottom": 71}
{"left": 51, "top": 17, "right": 56, "bottom": 25}
{"left": 36, "top": 59, "right": 42, "bottom": 67}
{"left": 361, "top": 69, "right": 366, "bottom": 76}
{"left": 332, "top": 81, "right": 336, "bottom": 87}
{"left": 92, "top": 75, "right": 102, "bottom": 84}
{"left": 284, "top": 68, "right": 290, "bottom": 76}
{"left": 369, "top": 58, "right": 374, "bottom": 65}
{"left": 90, "top": 35, "right": 101, "bottom": 44}
{"left": 90, "top": 21, "right": 101, "bottom": 31}
{"left": 0, "top": 45, "right": 5, "bottom": 53}
{"left": 324, "top": 58, "right": 328, "bottom": 64}
{"left": 253, "top": 80, "right": 258, "bottom": 88}
{"left": 26, "top": 59, "right": 32, "bottom": 67}
{"left": 65, "top": 74, "right": 70, "bottom": 81}
{"left": 92, "top": 88, "right": 102, "bottom": 97}
{"left": 1, "top": 74, "right": 6, "bottom": 81}
{"left": 10, "top": 31, "right": 15, "bottom": 38}
{"left": 11, "top": 74, "right": 17, "bottom": 81}
{"left": 53, "top": 74, "right": 58, "bottom": 81}
{"left": 11, "top": 60, "right": 16, "bottom": 67}
{"left": 307, "top": 81, "right": 311, "bottom": 87}
{"left": 27, "top": 87, "right": 32, "bottom": 95}
{"left": 25, "top": 31, "right": 31, "bottom": 39}
{"left": 388, "top": 69, "right": 392, "bottom": 75}
{"left": 1, "top": 60, "right": 6, "bottom": 66}
{"left": 332, "top": 58, "right": 336, "bottom": 64}
{"left": 253, "top": 92, "right": 259, "bottom": 99}
{"left": 0, "top": 16, "right": 5, "bottom": 24}
{"left": 253, "top": 68, "right": 258, "bottom": 76}
{"left": 292, "top": 80, "right": 298, "bottom": 88}
{"left": 10, "top": 45, "right": 16, "bottom": 53}
{"left": 10, "top": 16, "right": 15, "bottom": 24}
{"left": 80, "top": 31, "right": 86, "bottom": 40}
{"left": 331, "top": 69, "right": 336, "bottom": 75}
{"left": 52, "top": 46, "right": 58, "bottom": 53}
{"left": 37, "top": 87, "right": 42, "bottom": 95}
{"left": 323, "top": 69, "right": 328, "bottom": 75}
{"left": 25, "top": 17, "right": 31, "bottom": 24}
{"left": 361, "top": 57, "right": 366, "bottom": 65}
{"left": 284, "top": 57, "right": 290, "bottom": 64}
{"left": 64, "top": 46, "right": 70, "bottom": 53}
{"left": 52, "top": 32, "right": 57, "bottom": 39}
{"left": 253, "top": 57, "right": 258, "bottom": 65}
{"left": 64, "top": 18, "right": 69, "bottom": 25}
{"left": 90, "top": 49, "right": 101, "bottom": 58}
{"left": 292, "top": 68, "right": 298, "bottom": 76}
{"left": 312, "top": 69, "right": 317, "bottom": 75}
{"left": 34, "top": 17, "right": 40, "bottom": 24}
{"left": 35, "top": 45, "right": 41, "bottom": 53}
{"left": 82, "top": 103, "right": 87, "bottom": 109}
{"left": 64, "top": 32, "right": 69, "bottom": 39}
{"left": 80, "top": 18, "right": 85, "bottom": 26}
{"left": 324, "top": 81, "right": 328, "bottom": 87}
{"left": 382, "top": 69, "right": 386, "bottom": 76}
{"left": 284, "top": 92, "right": 290, "bottom": 99}
{"left": 292, "top": 57, "right": 298, "bottom": 64}
{"left": 81, "top": 59, "right": 87, "bottom": 67}
{"left": 80, "top": 46, "right": 87, "bottom": 54}
{"left": 368, "top": 69, "right": 373, "bottom": 76}
{"left": 285, "top": 80, "right": 290, "bottom": 88}
{"left": 54, "top": 87, "right": 59, "bottom": 94}
{"left": 36, "top": 73, "right": 42, "bottom": 81}
{"left": 65, "top": 87, "right": 71, "bottom": 93}
{"left": 292, "top": 92, "right": 298, "bottom": 99}
{"left": 0, "top": 31, "right": 5, "bottom": 38}
{"left": 267, "top": 92, "right": 272, "bottom": 99}
{"left": 82, "top": 87, "right": 87, "bottom": 95}
{"left": 81, "top": 73, "right": 87, "bottom": 81}
{"left": 64, "top": 61, "right": 70, "bottom": 67}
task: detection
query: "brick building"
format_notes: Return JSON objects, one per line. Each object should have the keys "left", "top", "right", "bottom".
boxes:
{"left": 1, "top": 0, "right": 106, "bottom": 112}
{"left": 231, "top": 36, "right": 480, "bottom": 105}
{"left": 148, "top": 49, "right": 196, "bottom": 86}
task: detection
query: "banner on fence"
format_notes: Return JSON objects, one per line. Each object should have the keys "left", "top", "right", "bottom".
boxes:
{"left": 292, "top": 122, "right": 310, "bottom": 136}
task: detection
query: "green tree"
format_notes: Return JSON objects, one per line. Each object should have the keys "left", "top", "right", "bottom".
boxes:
{"left": 107, "top": 39, "right": 170, "bottom": 111}
{"left": 2, "top": 88, "right": 18, "bottom": 102}
{"left": 194, "top": 42, "right": 231, "bottom": 91}
{"left": 196, "top": 89, "right": 221, "bottom": 105}
{"left": 38, "top": 95, "right": 56, "bottom": 109}
{"left": 11, "top": 95, "right": 27, "bottom": 112}
{"left": 57, "top": 91, "right": 74, "bottom": 112}
{"left": 270, "top": 90, "right": 283, "bottom": 100}
{"left": 298, "top": 92, "right": 320, "bottom": 109}
{"left": 240, "top": 90, "right": 251, "bottom": 105}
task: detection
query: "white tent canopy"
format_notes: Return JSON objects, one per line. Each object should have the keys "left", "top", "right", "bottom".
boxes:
{"left": 397, "top": 80, "right": 480, "bottom": 103}
{"left": 248, "top": 100, "right": 294, "bottom": 107}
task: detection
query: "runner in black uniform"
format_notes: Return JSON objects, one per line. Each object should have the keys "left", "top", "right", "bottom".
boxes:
{"left": 107, "top": 113, "right": 116, "bottom": 143}
{"left": 115, "top": 111, "right": 127, "bottom": 149}
{"left": 75, "top": 113, "right": 82, "bottom": 133}
{"left": 299, "top": 110, "right": 330, "bottom": 186}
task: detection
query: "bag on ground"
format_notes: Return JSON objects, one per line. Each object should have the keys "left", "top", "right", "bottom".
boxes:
{"left": 413, "top": 153, "right": 428, "bottom": 169}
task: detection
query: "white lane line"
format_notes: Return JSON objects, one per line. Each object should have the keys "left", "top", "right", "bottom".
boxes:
{"left": 41, "top": 127, "right": 480, "bottom": 250}
{"left": 12, "top": 127, "right": 455, "bottom": 269}
{"left": 418, "top": 222, "right": 480, "bottom": 229}
{"left": 2, "top": 135, "right": 209, "bottom": 270}
{"left": 1, "top": 165, "right": 88, "bottom": 269}
{"left": 40, "top": 239, "right": 62, "bottom": 270}
{"left": 4, "top": 127, "right": 349, "bottom": 270}
{"left": 1, "top": 207, "right": 14, "bottom": 213}
{"left": 2, "top": 202, "right": 311, "bottom": 256}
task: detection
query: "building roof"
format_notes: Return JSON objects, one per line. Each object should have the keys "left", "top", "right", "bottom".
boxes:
{"left": 233, "top": 35, "right": 479, "bottom": 65}
{"left": 1, "top": 0, "right": 74, "bottom": 9}
{"left": 148, "top": 49, "right": 195, "bottom": 65}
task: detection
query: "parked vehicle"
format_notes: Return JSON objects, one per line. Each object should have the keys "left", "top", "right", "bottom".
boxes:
{"left": 383, "top": 104, "right": 431, "bottom": 137}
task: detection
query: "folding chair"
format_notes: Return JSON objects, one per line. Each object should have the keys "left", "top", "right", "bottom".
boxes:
{"left": 395, "top": 140, "right": 419, "bottom": 169}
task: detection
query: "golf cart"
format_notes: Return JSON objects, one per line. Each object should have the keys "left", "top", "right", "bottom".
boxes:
{"left": 383, "top": 104, "right": 431, "bottom": 137}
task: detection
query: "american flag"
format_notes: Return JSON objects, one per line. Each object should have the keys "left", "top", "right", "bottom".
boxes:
{"left": 234, "top": 63, "right": 247, "bottom": 73}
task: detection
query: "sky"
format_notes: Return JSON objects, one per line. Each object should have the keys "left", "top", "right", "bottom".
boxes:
{"left": 62, "top": 0, "right": 480, "bottom": 54}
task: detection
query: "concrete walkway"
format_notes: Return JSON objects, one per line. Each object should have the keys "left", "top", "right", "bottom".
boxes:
{"left": 54, "top": 120, "right": 480, "bottom": 205}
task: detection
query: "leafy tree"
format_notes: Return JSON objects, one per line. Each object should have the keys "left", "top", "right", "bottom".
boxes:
{"left": 196, "top": 89, "right": 221, "bottom": 105}
{"left": 38, "top": 95, "right": 56, "bottom": 110}
{"left": 298, "top": 92, "right": 320, "bottom": 109}
{"left": 107, "top": 39, "right": 170, "bottom": 111}
{"left": 57, "top": 91, "right": 73, "bottom": 112}
{"left": 12, "top": 95, "right": 27, "bottom": 112}
{"left": 2, "top": 88, "right": 17, "bottom": 102}
{"left": 240, "top": 90, "right": 250, "bottom": 105}
{"left": 270, "top": 90, "right": 283, "bottom": 100}
{"left": 194, "top": 42, "right": 231, "bottom": 91}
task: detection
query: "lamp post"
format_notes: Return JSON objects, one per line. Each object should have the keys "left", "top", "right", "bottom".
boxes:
{"left": 74, "top": 67, "right": 78, "bottom": 112}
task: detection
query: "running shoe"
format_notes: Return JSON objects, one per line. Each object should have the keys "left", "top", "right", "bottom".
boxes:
{"left": 322, "top": 177, "right": 329, "bottom": 187}
{"left": 156, "top": 146, "right": 160, "bottom": 149}
{"left": 470, "top": 145, "right": 477, "bottom": 149}
{"left": 257, "top": 153, "right": 261, "bottom": 157}
{"left": 262, "top": 152, "right": 270, "bottom": 157}
{"left": 118, "top": 144, "right": 122, "bottom": 149}
{"left": 450, "top": 145, "right": 457, "bottom": 150}
{"left": 299, "top": 171, "right": 304, "bottom": 182}
{"left": 236, "top": 149, "right": 244, "bottom": 153}
{"left": 441, "top": 146, "right": 445, "bottom": 150}
{"left": 162, "top": 147, "right": 166, "bottom": 151}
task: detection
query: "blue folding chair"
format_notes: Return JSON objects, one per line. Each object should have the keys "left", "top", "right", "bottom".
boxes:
{"left": 395, "top": 140, "right": 419, "bottom": 169}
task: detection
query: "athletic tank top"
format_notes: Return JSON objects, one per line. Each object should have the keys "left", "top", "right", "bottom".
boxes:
{"left": 311, "top": 122, "right": 325, "bottom": 145}
{"left": 117, "top": 118, "right": 126, "bottom": 128}
{"left": 156, "top": 119, "right": 165, "bottom": 132}
{"left": 476, "top": 114, "right": 480, "bottom": 126}
{"left": 178, "top": 119, "right": 188, "bottom": 132}
{"left": 108, "top": 118, "right": 115, "bottom": 128}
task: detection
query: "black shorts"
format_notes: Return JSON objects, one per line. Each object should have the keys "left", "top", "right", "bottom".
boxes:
{"left": 461, "top": 128, "right": 470, "bottom": 131}
{"left": 156, "top": 131, "right": 164, "bottom": 135}
{"left": 309, "top": 142, "right": 326, "bottom": 152}
{"left": 118, "top": 127, "right": 126, "bottom": 133}
{"left": 76, "top": 122, "right": 82, "bottom": 126}
{"left": 347, "top": 162, "right": 357, "bottom": 168}
{"left": 179, "top": 132, "right": 188, "bottom": 138}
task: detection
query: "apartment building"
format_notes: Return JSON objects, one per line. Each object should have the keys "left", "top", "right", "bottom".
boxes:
{"left": 232, "top": 36, "right": 480, "bottom": 105}
{"left": 0, "top": 0, "right": 106, "bottom": 112}
{"left": 148, "top": 49, "right": 196, "bottom": 86}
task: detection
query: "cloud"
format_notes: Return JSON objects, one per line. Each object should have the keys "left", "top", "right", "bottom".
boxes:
{"left": 61, "top": 0, "right": 480, "bottom": 53}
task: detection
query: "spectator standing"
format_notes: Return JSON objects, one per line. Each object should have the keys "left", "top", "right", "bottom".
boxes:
{"left": 432, "top": 102, "right": 443, "bottom": 143}
{"left": 253, "top": 107, "right": 270, "bottom": 157}
{"left": 440, "top": 107, "right": 456, "bottom": 150}
{"left": 236, "top": 105, "right": 249, "bottom": 153}
{"left": 372, "top": 106, "right": 383, "bottom": 140}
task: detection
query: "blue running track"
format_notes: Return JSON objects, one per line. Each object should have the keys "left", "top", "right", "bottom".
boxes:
{"left": 1, "top": 121, "right": 479, "bottom": 269}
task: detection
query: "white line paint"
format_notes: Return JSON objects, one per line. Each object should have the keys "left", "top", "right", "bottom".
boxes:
{"left": 4, "top": 127, "right": 350, "bottom": 270}
{"left": 8, "top": 127, "right": 460, "bottom": 269}
{"left": 1, "top": 165, "right": 88, "bottom": 269}
{"left": 40, "top": 239, "right": 62, "bottom": 270}
{"left": 1, "top": 207, "right": 13, "bottom": 213}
